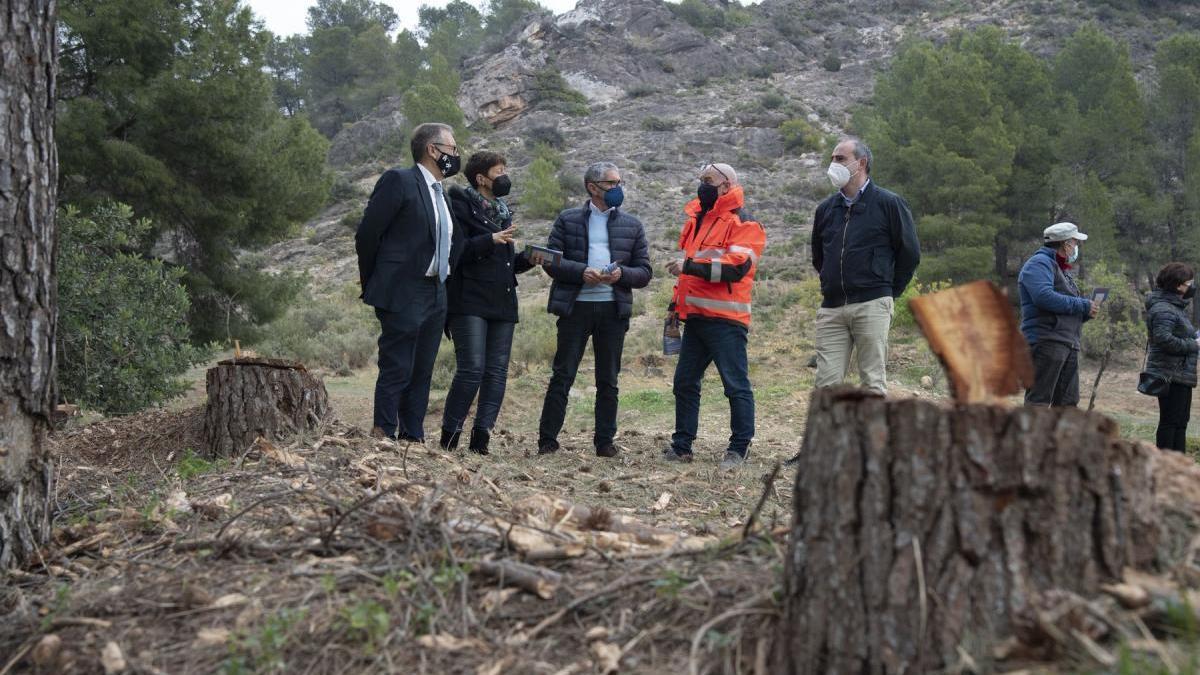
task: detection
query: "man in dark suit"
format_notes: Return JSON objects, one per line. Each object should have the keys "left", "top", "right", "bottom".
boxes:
{"left": 356, "top": 122, "right": 463, "bottom": 442}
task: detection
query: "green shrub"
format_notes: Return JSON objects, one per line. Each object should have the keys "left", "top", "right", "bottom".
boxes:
{"left": 522, "top": 143, "right": 569, "bottom": 219}
{"left": 821, "top": 53, "right": 842, "bottom": 72}
{"left": 669, "top": 0, "right": 751, "bottom": 35}
{"left": 57, "top": 203, "right": 208, "bottom": 414}
{"left": 627, "top": 84, "right": 657, "bottom": 98}
{"left": 257, "top": 284, "right": 378, "bottom": 373}
{"left": 533, "top": 67, "right": 590, "bottom": 116}
{"left": 780, "top": 117, "right": 822, "bottom": 153}
{"left": 893, "top": 278, "right": 953, "bottom": 330}
{"left": 524, "top": 124, "right": 565, "bottom": 150}
{"left": 641, "top": 116, "right": 679, "bottom": 132}
{"left": 760, "top": 91, "right": 787, "bottom": 110}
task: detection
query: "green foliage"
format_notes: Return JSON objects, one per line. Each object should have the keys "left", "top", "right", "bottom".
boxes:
{"left": 223, "top": 607, "right": 308, "bottom": 674}
{"left": 340, "top": 600, "right": 390, "bottom": 654}
{"left": 57, "top": 203, "right": 207, "bottom": 414}
{"left": 669, "top": 0, "right": 751, "bottom": 36}
{"left": 780, "top": 117, "right": 822, "bottom": 153}
{"left": 821, "top": 53, "right": 842, "bottom": 72}
{"left": 856, "top": 27, "right": 1061, "bottom": 283}
{"left": 402, "top": 84, "right": 469, "bottom": 141}
{"left": 58, "top": 0, "right": 331, "bottom": 342}
{"left": 484, "top": 0, "right": 545, "bottom": 40}
{"left": 1081, "top": 261, "right": 1144, "bottom": 360}
{"left": 641, "top": 116, "right": 679, "bottom": 132}
{"left": 523, "top": 144, "right": 569, "bottom": 219}
{"left": 177, "top": 449, "right": 221, "bottom": 481}
{"left": 258, "top": 285, "right": 378, "bottom": 373}
{"left": 759, "top": 92, "right": 787, "bottom": 110}
{"left": 524, "top": 125, "right": 565, "bottom": 150}
{"left": 533, "top": 67, "right": 590, "bottom": 116}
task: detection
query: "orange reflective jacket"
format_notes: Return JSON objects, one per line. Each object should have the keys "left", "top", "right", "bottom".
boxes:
{"left": 671, "top": 185, "right": 766, "bottom": 327}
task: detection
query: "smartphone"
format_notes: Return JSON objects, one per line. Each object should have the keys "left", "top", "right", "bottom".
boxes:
{"left": 601, "top": 262, "right": 619, "bottom": 275}
{"left": 1090, "top": 287, "right": 1109, "bottom": 304}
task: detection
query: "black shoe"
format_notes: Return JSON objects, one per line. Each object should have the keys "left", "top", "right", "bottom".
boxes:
{"left": 595, "top": 443, "right": 619, "bottom": 458}
{"left": 468, "top": 428, "right": 490, "bottom": 455}
{"left": 537, "top": 438, "right": 559, "bottom": 455}
{"left": 439, "top": 428, "right": 461, "bottom": 451}
{"left": 397, "top": 432, "right": 423, "bottom": 444}
{"left": 662, "top": 448, "right": 694, "bottom": 463}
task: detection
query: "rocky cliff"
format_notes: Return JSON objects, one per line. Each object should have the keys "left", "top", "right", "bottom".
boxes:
{"left": 268, "top": 0, "right": 1199, "bottom": 289}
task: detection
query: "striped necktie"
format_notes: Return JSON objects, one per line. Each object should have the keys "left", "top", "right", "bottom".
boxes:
{"left": 431, "top": 182, "right": 450, "bottom": 282}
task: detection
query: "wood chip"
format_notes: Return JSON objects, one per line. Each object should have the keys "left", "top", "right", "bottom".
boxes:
{"left": 589, "top": 640, "right": 621, "bottom": 675}
{"left": 651, "top": 492, "right": 672, "bottom": 513}
{"left": 101, "top": 641, "right": 126, "bottom": 674}
{"left": 192, "top": 627, "right": 231, "bottom": 648}
{"left": 416, "top": 633, "right": 486, "bottom": 651}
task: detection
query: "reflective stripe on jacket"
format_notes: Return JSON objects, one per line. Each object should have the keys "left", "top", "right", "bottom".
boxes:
{"left": 671, "top": 185, "right": 765, "bottom": 327}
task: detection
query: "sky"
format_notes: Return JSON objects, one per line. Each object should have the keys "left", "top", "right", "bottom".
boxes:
{"left": 244, "top": 0, "right": 582, "bottom": 37}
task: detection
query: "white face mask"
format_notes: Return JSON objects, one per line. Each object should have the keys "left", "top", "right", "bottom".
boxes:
{"left": 827, "top": 161, "right": 857, "bottom": 188}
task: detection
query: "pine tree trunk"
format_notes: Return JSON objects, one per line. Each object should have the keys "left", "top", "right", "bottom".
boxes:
{"left": 775, "top": 387, "right": 1160, "bottom": 674}
{"left": 0, "top": 0, "right": 57, "bottom": 570}
{"left": 203, "top": 358, "right": 332, "bottom": 457}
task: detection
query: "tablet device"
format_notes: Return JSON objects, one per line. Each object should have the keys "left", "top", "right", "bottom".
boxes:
{"left": 524, "top": 244, "right": 562, "bottom": 267}
{"left": 1090, "top": 287, "right": 1109, "bottom": 304}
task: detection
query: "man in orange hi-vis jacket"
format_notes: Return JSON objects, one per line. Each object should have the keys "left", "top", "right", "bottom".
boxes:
{"left": 662, "top": 163, "right": 766, "bottom": 471}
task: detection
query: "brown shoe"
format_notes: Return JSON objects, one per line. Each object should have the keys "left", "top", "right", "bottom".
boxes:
{"left": 370, "top": 426, "right": 392, "bottom": 440}
{"left": 595, "top": 443, "right": 619, "bottom": 458}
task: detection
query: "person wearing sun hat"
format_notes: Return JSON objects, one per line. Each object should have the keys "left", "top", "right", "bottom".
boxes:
{"left": 1017, "top": 221, "right": 1100, "bottom": 407}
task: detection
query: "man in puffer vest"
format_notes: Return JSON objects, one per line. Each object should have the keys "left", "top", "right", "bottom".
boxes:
{"left": 662, "top": 163, "right": 766, "bottom": 471}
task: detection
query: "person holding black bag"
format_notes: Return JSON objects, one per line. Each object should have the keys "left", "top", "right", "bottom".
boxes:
{"left": 1143, "top": 262, "right": 1200, "bottom": 452}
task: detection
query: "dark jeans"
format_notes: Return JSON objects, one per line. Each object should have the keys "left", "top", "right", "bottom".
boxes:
{"left": 1024, "top": 340, "right": 1080, "bottom": 407}
{"left": 442, "top": 314, "right": 516, "bottom": 433}
{"left": 670, "top": 319, "right": 755, "bottom": 457}
{"left": 372, "top": 280, "right": 446, "bottom": 440}
{"left": 538, "top": 301, "right": 628, "bottom": 448}
{"left": 1157, "top": 383, "right": 1193, "bottom": 452}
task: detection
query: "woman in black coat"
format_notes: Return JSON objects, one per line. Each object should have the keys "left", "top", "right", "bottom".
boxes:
{"left": 439, "top": 152, "right": 533, "bottom": 454}
{"left": 1145, "top": 262, "right": 1200, "bottom": 451}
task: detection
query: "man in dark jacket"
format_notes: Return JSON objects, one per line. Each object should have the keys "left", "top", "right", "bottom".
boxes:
{"left": 536, "top": 161, "right": 652, "bottom": 458}
{"left": 1017, "top": 222, "right": 1099, "bottom": 407}
{"left": 811, "top": 138, "right": 920, "bottom": 394}
{"left": 355, "top": 122, "right": 464, "bottom": 443}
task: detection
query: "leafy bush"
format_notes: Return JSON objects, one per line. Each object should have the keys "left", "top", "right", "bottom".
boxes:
{"left": 669, "top": 0, "right": 752, "bottom": 35}
{"left": 627, "top": 84, "right": 657, "bottom": 98}
{"left": 821, "top": 53, "right": 842, "bottom": 72}
{"left": 533, "top": 67, "right": 590, "bottom": 116}
{"left": 893, "top": 277, "right": 953, "bottom": 331}
{"left": 760, "top": 91, "right": 787, "bottom": 110}
{"left": 522, "top": 143, "right": 569, "bottom": 219}
{"left": 257, "top": 285, "right": 379, "bottom": 374}
{"left": 523, "top": 124, "right": 565, "bottom": 150}
{"left": 57, "top": 203, "right": 208, "bottom": 414}
{"left": 780, "top": 117, "right": 822, "bottom": 153}
{"left": 641, "top": 116, "right": 679, "bottom": 132}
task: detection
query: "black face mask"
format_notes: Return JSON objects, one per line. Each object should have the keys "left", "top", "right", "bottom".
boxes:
{"left": 490, "top": 175, "right": 512, "bottom": 198}
{"left": 1185, "top": 286, "right": 1197, "bottom": 300}
{"left": 436, "top": 151, "right": 460, "bottom": 179}
{"left": 697, "top": 182, "right": 719, "bottom": 209}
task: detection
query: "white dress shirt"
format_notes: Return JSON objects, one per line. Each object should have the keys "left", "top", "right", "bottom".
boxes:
{"left": 416, "top": 164, "right": 453, "bottom": 277}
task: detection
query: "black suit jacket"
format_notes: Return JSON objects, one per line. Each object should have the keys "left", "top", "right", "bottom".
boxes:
{"left": 355, "top": 165, "right": 463, "bottom": 312}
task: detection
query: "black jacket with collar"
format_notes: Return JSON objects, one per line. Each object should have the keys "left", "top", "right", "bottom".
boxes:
{"left": 543, "top": 201, "right": 652, "bottom": 319}
{"left": 1145, "top": 289, "right": 1200, "bottom": 387}
{"left": 445, "top": 186, "right": 533, "bottom": 322}
{"left": 811, "top": 180, "right": 921, "bottom": 309}
{"left": 354, "top": 165, "right": 464, "bottom": 313}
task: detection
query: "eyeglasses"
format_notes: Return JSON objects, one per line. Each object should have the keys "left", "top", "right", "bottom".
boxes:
{"left": 590, "top": 179, "right": 624, "bottom": 189}
{"left": 431, "top": 141, "right": 459, "bottom": 155}
{"left": 698, "top": 163, "right": 731, "bottom": 186}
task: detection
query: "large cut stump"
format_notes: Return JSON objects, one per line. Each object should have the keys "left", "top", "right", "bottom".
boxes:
{"left": 776, "top": 387, "right": 1159, "bottom": 674}
{"left": 204, "top": 357, "right": 331, "bottom": 457}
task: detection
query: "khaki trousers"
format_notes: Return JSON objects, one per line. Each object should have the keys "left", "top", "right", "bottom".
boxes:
{"left": 814, "top": 296, "right": 894, "bottom": 394}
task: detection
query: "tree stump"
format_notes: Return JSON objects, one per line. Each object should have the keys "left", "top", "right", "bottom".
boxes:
{"left": 203, "top": 357, "right": 331, "bottom": 457}
{"left": 775, "top": 387, "right": 1160, "bottom": 674}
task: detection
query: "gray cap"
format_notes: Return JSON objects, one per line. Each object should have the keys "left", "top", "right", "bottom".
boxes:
{"left": 1043, "top": 222, "right": 1088, "bottom": 242}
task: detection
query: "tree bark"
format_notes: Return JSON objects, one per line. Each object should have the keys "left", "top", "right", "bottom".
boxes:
{"left": 0, "top": 0, "right": 57, "bottom": 570}
{"left": 203, "top": 358, "right": 332, "bottom": 457}
{"left": 775, "top": 387, "right": 1159, "bottom": 674}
